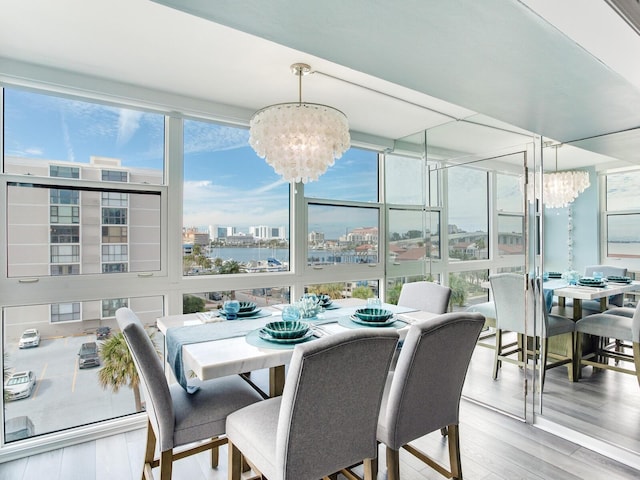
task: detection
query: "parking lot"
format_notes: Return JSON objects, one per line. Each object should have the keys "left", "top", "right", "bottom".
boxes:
{"left": 4, "top": 333, "right": 140, "bottom": 441}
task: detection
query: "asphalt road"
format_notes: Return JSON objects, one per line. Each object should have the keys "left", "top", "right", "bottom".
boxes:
{"left": 4, "top": 333, "right": 140, "bottom": 441}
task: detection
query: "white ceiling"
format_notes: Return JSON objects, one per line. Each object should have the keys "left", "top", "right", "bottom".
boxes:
{"left": 1, "top": 0, "right": 640, "bottom": 171}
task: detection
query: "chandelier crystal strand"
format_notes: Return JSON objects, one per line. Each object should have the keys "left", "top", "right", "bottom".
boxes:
{"left": 249, "top": 63, "right": 350, "bottom": 184}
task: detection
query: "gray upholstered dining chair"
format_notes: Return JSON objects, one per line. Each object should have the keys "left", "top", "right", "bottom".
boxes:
{"left": 397, "top": 280, "right": 452, "bottom": 314}
{"left": 575, "top": 301, "right": 640, "bottom": 386}
{"left": 225, "top": 329, "right": 399, "bottom": 480}
{"left": 490, "top": 273, "right": 575, "bottom": 387}
{"left": 115, "top": 308, "right": 264, "bottom": 480}
{"left": 376, "top": 312, "right": 484, "bottom": 480}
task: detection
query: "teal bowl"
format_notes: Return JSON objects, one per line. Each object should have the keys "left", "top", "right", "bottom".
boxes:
{"left": 263, "top": 321, "right": 310, "bottom": 339}
{"left": 238, "top": 301, "right": 257, "bottom": 313}
{"left": 354, "top": 307, "right": 394, "bottom": 323}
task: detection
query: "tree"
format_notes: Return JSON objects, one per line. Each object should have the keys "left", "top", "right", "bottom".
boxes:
{"left": 352, "top": 285, "right": 373, "bottom": 299}
{"left": 386, "top": 283, "right": 403, "bottom": 305}
{"left": 218, "top": 260, "right": 244, "bottom": 275}
{"left": 307, "top": 283, "right": 344, "bottom": 299}
{"left": 98, "top": 333, "right": 146, "bottom": 412}
{"left": 448, "top": 274, "right": 468, "bottom": 307}
{"left": 183, "top": 295, "right": 206, "bottom": 313}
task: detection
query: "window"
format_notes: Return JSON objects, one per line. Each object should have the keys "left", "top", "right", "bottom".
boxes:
{"left": 102, "top": 226, "right": 128, "bottom": 243}
{"left": 101, "top": 298, "right": 128, "bottom": 317}
{"left": 102, "top": 170, "right": 128, "bottom": 182}
{"left": 51, "top": 245, "right": 80, "bottom": 263}
{"left": 388, "top": 209, "right": 440, "bottom": 262}
{"left": 183, "top": 119, "right": 290, "bottom": 276}
{"left": 51, "top": 264, "right": 80, "bottom": 275}
{"left": 447, "top": 167, "right": 489, "bottom": 261}
{"left": 605, "top": 170, "right": 640, "bottom": 258}
{"left": 50, "top": 165, "right": 79, "bottom": 179}
{"left": 305, "top": 148, "right": 379, "bottom": 202}
{"left": 50, "top": 189, "right": 79, "bottom": 205}
{"left": 50, "top": 205, "right": 80, "bottom": 224}
{"left": 102, "top": 263, "right": 128, "bottom": 273}
{"left": 102, "top": 208, "right": 127, "bottom": 225}
{"left": 50, "top": 225, "right": 80, "bottom": 243}
{"left": 50, "top": 302, "right": 81, "bottom": 322}
{"left": 102, "top": 244, "right": 128, "bottom": 262}
{"left": 307, "top": 204, "right": 379, "bottom": 266}
{"left": 102, "top": 192, "right": 128, "bottom": 207}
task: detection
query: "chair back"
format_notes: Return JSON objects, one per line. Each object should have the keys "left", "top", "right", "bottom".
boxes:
{"left": 397, "top": 281, "right": 452, "bottom": 314}
{"left": 491, "top": 273, "right": 540, "bottom": 336}
{"left": 584, "top": 265, "right": 627, "bottom": 278}
{"left": 378, "top": 312, "right": 484, "bottom": 449}
{"left": 116, "top": 307, "right": 175, "bottom": 452}
{"left": 275, "top": 329, "right": 398, "bottom": 480}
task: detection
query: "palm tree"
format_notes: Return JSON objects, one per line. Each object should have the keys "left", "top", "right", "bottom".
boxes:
{"left": 98, "top": 332, "right": 151, "bottom": 412}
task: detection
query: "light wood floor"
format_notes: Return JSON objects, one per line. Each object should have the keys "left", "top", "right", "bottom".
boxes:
{"left": 0, "top": 399, "right": 638, "bottom": 480}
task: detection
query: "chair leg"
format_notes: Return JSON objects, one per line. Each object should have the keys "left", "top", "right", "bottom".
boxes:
{"left": 448, "top": 424, "right": 463, "bottom": 480}
{"left": 142, "top": 419, "right": 156, "bottom": 480}
{"left": 566, "top": 332, "right": 575, "bottom": 382}
{"left": 159, "top": 450, "right": 173, "bottom": 480}
{"left": 493, "top": 329, "right": 502, "bottom": 380}
{"left": 228, "top": 441, "right": 243, "bottom": 480}
{"left": 363, "top": 457, "right": 377, "bottom": 480}
{"left": 210, "top": 436, "right": 220, "bottom": 468}
{"left": 575, "top": 332, "right": 583, "bottom": 380}
{"left": 386, "top": 446, "right": 401, "bottom": 480}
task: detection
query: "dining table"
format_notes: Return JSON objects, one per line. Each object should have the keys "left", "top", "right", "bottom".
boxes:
{"left": 546, "top": 279, "right": 640, "bottom": 320}
{"left": 156, "top": 298, "right": 434, "bottom": 397}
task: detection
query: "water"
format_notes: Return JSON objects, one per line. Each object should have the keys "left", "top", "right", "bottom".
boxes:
{"left": 207, "top": 247, "right": 378, "bottom": 264}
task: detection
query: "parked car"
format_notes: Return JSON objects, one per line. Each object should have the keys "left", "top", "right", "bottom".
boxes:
{"left": 78, "top": 342, "right": 100, "bottom": 369}
{"left": 96, "top": 326, "right": 111, "bottom": 340}
{"left": 4, "top": 416, "right": 35, "bottom": 442}
{"left": 18, "top": 329, "right": 40, "bottom": 348}
{"left": 4, "top": 371, "right": 36, "bottom": 401}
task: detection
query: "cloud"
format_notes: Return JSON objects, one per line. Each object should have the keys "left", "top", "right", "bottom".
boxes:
{"left": 116, "top": 109, "right": 143, "bottom": 147}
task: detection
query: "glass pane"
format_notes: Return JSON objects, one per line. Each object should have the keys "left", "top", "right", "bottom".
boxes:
{"left": 3, "top": 296, "right": 163, "bottom": 442}
{"left": 606, "top": 171, "right": 640, "bottom": 211}
{"left": 388, "top": 209, "right": 440, "bottom": 263}
{"left": 497, "top": 172, "right": 524, "bottom": 213}
{"left": 447, "top": 167, "right": 489, "bottom": 260}
{"left": 304, "top": 147, "right": 378, "bottom": 202}
{"left": 497, "top": 215, "right": 525, "bottom": 255}
{"left": 308, "top": 204, "right": 379, "bottom": 266}
{"left": 448, "top": 270, "right": 489, "bottom": 312}
{"left": 183, "top": 120, "right": 290, "bottom": 276}
{"left": 385, "top": 154, "right": 423, "bottom": 205}
{"left": 182, "top": 287, "right": 291, "bottom": 314}
{"left": 607, "top": 214, "right": 640, "bottom": 258}
{"left": 7, "top": 185, "right": 160, "bottom": 277}
{"left": 3, "top": 88, "right": 164, "bottom": 183}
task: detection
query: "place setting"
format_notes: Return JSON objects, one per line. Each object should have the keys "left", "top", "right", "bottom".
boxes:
{"left": 246, "top": 304, "right": 326, "bottom": 349}
{"left": 217, "top": 300, "right": 272, "bottom": 320}
{"left": 338, "top": 305, "right": 404, "bottom": 330}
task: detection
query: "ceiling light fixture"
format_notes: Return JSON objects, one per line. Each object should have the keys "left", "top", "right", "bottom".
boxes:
{"left": 249, "top": 63, "right": 350, "bottom": 184}
{"left": 529, "top": 144, "right": 590, "bottom": 208}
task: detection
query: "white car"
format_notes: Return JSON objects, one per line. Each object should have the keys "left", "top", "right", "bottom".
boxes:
{"left": 18, "top": 329, "right": 40, "bottom": 348}
{"left": 4, "top": 371, "right": 36, "bottom": 401}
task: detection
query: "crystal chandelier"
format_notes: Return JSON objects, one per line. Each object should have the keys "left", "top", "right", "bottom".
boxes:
{"left": 249, "top": 63, "right": 350, "bottom": 184}
{"left": 528, "top": 145, "right": 590, "bottom": 208}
